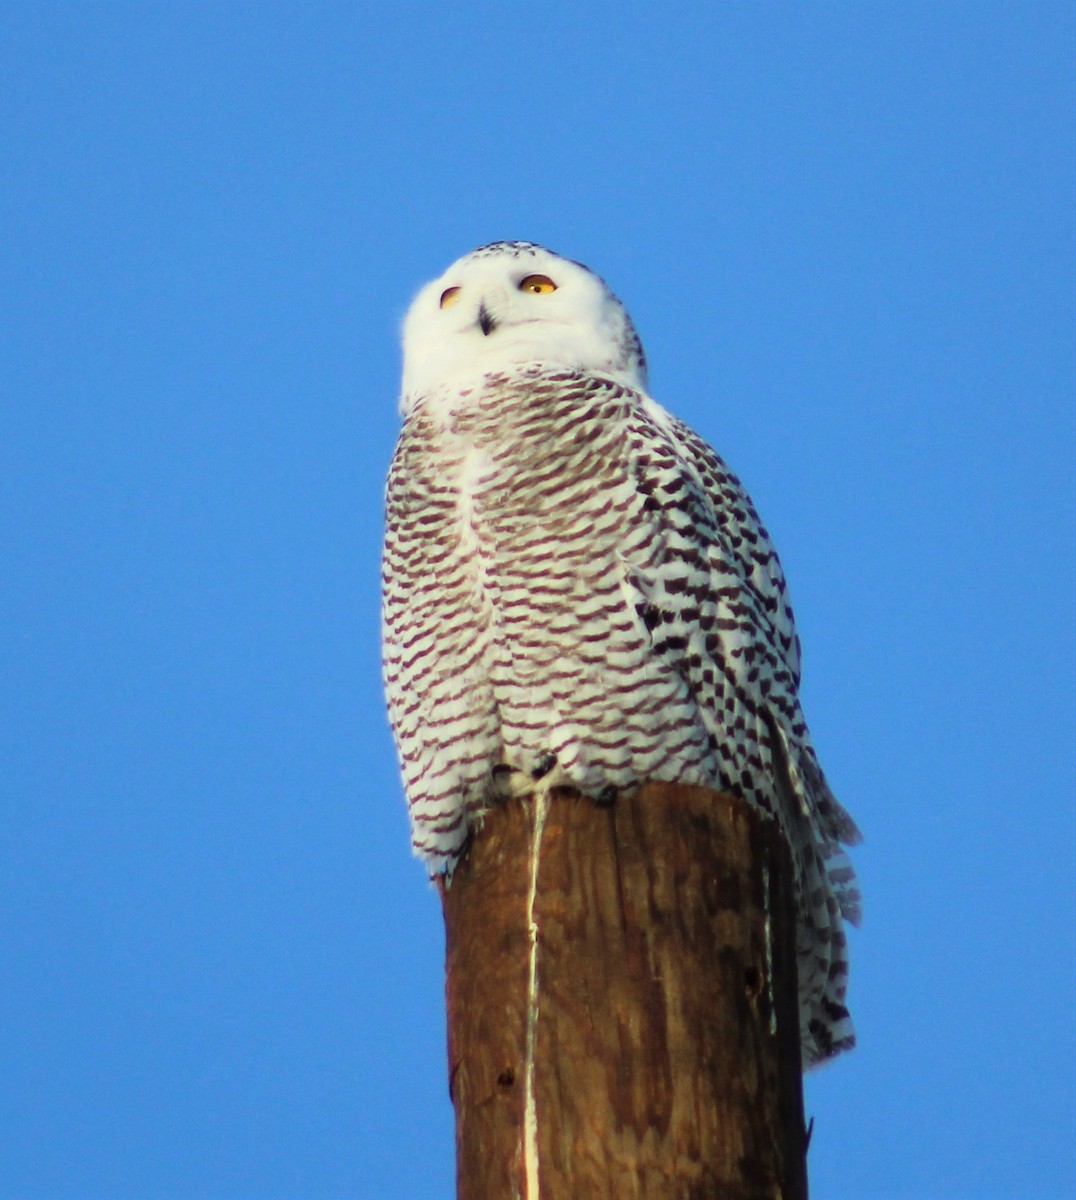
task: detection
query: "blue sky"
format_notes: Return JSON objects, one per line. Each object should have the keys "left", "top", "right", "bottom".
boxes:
{"left": 2, "top": 3, "right": 1072, "bottom": 1197}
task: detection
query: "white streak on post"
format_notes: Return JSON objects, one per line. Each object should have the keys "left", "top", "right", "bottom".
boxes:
{"left": 522, "top": 789, "right": 550, "bottom": 1200}
{"left": 761, "top": 860, "right": 777, "bottom": 1036}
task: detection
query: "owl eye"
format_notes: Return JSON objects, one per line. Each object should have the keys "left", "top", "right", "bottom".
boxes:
{"left": 439, "top": 286, "right": 461, "bottom": 309}
{"left": 519, "top": 274, "right": 557, "bottom": 295}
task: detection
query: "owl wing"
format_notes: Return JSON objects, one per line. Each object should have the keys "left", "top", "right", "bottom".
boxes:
{"left": 642, "top": 399, "right": 802, "bottom": 686}
{"left": 625, "top": 393, "right": 861, "bottom": 858}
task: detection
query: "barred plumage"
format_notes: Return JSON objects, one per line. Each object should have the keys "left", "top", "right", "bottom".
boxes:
{"left": 381, "top": 241, "right": 861, "bottom": 1065}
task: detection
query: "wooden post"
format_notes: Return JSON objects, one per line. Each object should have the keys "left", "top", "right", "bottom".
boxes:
{"left": 440, "top": 781, "right": 808, "bottom": 1200}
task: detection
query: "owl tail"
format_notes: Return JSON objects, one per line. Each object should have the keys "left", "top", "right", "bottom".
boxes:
{"left": 764, "top": 711, "right": 860, "bottom": 1066}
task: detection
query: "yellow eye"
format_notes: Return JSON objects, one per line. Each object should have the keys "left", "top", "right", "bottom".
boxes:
{"left": 519, "top": 274, "right": 557, "bottom": 295}
{"left": 439, "top": 286, "right": 461, "bottom": 308}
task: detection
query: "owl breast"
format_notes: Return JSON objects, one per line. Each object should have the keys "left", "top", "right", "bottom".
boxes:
{"left": 381, "top": 366, "right": 722, "bottom": 869}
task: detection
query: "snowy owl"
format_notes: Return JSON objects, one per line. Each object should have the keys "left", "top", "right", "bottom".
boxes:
{"left": 381, "top": 241, "right": 861, "bottom": 1064}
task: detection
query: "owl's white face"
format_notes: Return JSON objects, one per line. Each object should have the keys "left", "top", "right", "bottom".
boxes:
{"left": 400, "top": 241, "right": 648, "bottom": 409}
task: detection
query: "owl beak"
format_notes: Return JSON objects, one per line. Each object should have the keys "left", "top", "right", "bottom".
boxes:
{"left": 477, "top": 303, "right": 497, "bottom": 336}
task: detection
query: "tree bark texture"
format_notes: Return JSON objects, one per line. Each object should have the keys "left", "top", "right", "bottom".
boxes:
{"left": 440, "top": 781, "right": 808, "bottom": 1200}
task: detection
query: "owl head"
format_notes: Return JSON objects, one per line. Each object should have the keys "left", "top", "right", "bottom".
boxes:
{"left": 400, "top": 241, "right": 648, "bottom": 409}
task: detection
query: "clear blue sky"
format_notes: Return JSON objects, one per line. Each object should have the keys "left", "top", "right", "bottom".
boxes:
{"left": 2, "top": 4, "right": 1072, "bottom": 1197}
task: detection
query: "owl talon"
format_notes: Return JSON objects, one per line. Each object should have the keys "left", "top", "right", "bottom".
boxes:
{"left": 531, "top": 751, "right": 558, "bottom": 780}
{"left": 491, "top": 762, "right": 543, "bottom": 800}
{"left": 594, "top": 784, "right": 618, "bottom": 807}
{"left": 491, "top": 762, "right": 522, "bottom": 801}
